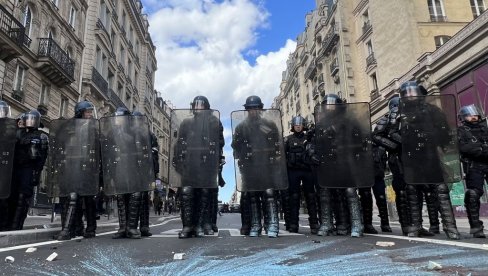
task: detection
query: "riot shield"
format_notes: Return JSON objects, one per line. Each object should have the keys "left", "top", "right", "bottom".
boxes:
{"left": 46, "top": 119, "right": 100, "bottom": 197}
{"left": 0, "top": 118, "right": 17, "bottom": 199}
{"left": 231, "top": 109, "right": 288, "bottom": 192}
{"left": 100, "top": 115, "right": 154, "bottom": 195}
{"left": 169, "top": 109, "right": 221, "bottom": 189}
{"left": 399, "top": 94, "right": 461, "bottom": 184}
{"left": 313, "top": 102, "right": 374, "bottom": 189}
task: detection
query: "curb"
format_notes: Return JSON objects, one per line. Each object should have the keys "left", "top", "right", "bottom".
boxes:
{"left": 0, "top": 215, "right": 179, "bottom": 248}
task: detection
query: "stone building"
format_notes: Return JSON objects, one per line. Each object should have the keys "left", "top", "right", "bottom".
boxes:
{"left": 273, "top": 0, "right": 482, "bottom": 130}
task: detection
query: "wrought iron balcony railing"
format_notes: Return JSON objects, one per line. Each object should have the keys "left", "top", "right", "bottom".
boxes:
{"left": 0, "top": 5, "right": 32, "bottom": 48}
{"left": 109, "top": 88, "right": 127, "bottom": 108}
{"left": 92, "top": 67, "right": 108, "bottom": 95}
{"left": 366, "top": 52, "right": 377, "bottom": 68}
{"left": 38, "top": 38, "right": 75, "bottom": 79}
{"left": 370, "top": 89, "right": 380, "bottom": 101}
{"left": 362, "top": 21, "right": 372, "bottom": 36}
{"left": 321, "top": 26, "right": 339, "bottom": 56}
{"left": 330, "top": 59, "right": 339, "bottom": 76}
{"left": 430, "top": 15, "right": 448, "bottom": 22}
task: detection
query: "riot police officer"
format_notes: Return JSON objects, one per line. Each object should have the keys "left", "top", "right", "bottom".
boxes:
{"left": 458, "top": 104, "right": 487, "bottom": 238}
{"left": 232, "top": 96, "right": 283, "bottom": 238}
{"left": 8, "top": 110, "right": 48, "bottom": 230}
{"left": 398, "top": 81, "right": 460, "bottom": 239}
{"left": 173, "top": 96, "right": 224, "bottom": 238}
{"left": 133, "top": 110, "right": 158, "bottom": 237}
{"left": 284, "top": 115, "right": 319, "bottom": 234}
{"left": 57, "top": 101, "right": 98, "bottom": 240}
{"left": 0, "top": 101, "right": 15, "bottom": 231}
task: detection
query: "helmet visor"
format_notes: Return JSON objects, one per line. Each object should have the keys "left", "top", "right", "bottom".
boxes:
{"left": 193, "top": 100, "right": 207, "bottom": 110}
{"left": 0, "top": 105, "right": 11, "bottom": 118}
{"left": 24, "top": 113, "right": 40, "bottom": 128}
{"left": 460, "top": 104, "right": 482, "bottom": 117}
{"left": 325, "top": 95, "right": 339, "bottom": 105}
{"left": 400, "top": 83, "right": 421, "bottom": 98}
{"left": 291, "top": 116, "right": 305, "bottom": 126}
{"left": 83, "top": 106, "right": 97, "bottom": 119}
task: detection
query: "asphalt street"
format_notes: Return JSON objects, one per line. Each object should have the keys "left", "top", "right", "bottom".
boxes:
{"left": 1, "top": 213, "right": 487, "bottom": 275}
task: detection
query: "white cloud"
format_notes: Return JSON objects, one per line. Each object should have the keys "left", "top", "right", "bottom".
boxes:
{"left": 147, "top": 0, "right": 296, "bottom": 117}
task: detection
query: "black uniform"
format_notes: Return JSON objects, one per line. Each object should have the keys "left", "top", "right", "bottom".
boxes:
{"left": 139, "top": 131, "right": 159, "bottom": 237}
{"left": 8, "top": 128, "right": 48, "bottom": 230}
{"left": 284, "top": 131, "right": 318, "bottom": 234}
{"left": 458, "top": 120, "right": 488, "bottom": 238}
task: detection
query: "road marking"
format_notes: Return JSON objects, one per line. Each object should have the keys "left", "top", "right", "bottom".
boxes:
{"left": 0, "top": 217, "right": 180, "bottom": 253}
{"left": 368, "top": 233, "right": 488, "bottom": 251}
{"left": 149, "top": 228, "right": 304, "bottom": 238}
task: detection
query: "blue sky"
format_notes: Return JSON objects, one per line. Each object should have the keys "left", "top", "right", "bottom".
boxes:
{"left": 141, "top": 0, "right": 317, "bottom": 202}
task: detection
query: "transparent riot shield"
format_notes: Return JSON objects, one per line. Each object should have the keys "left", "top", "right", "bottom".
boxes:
{"left": 231, "top": 109, "right": 288, "bottom": 192}
{"left": 0, "top": 118, "right": 17, "bottom": 199}
{"left": 399, "top": 94, "right": 461, "bottom": 184}
{"left": 169, "top": 109, "right": 221, "bottom": 189}
{"left": 313, "top": 102, "right": 374, "bottom": 189}
{"left": 46, "top": 119, "right": 100, "bottom": 197}
{"left": 100, "top": 115, "right": 154, "bottom": 195}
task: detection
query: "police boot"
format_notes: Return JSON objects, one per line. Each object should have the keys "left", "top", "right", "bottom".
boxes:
{"left": 395, "top": 190, "right": 411, "bottom": 236}
{"left": 346, "top": 188, "right": 363, "bottom": 237}
{"left": 359, "top": 188, "right": 377, "bottom": 234}
{"left": 113, "top": 195, "right": 127, "bottom": 239}
{"left": 317, "top": 189, "right": 334, "bottom": 236}
{"left": 240, "top": 192, "right": 251, "bottom": 235}
{"left": 140, "top": 192, "right": 152, "bottom": 237}
{"left": 249, "top": 195, "right": 262, "bottom": 237}
{"left": 266, "top": 191, "right": 279, "bottom": 238}
{"left": 10, "top": 193, "right": 30, "bottom": 230}
{"left": 58, "top": 194, "right": 77, "bottom": 240}
{"left": 74, "top": 198, "right": 85, "bottom": 236}
{"left": 197, "top": 189, "right": 210, "bottom": 237}
{"left": 127, "top": 192, "right": 141, "bottom": 239}
{"left": 334, "top": 190, "right": 350, "bottom": 236}
{"left": 425, "top": 189, "right": 440, "bottom": 234}
{"left": 288, "top": 192, "right": 300, "bottom": 233}
{"left": 437, "top": 184, "right": 460, "bottom": 240}
{"left": 179, "top": 187, "right": 194, "bottom": 239}
{"left": 406, "top": 185, "right": 424, "bottom": 237}
{"left": 305, "top": 193, "right": 319, "bottom": 235}
{"left": 211, "top": 189, "right": 219, "bottom": 233}
{"left": 281, "top": 190, "right": 291, "bottom": 231}
{"left": 465, "top": 189, "right": 485, "bottom": 238}
{"left": 376, "top": 195, "right": 392, "bottom": 232}
{"left": 0, "top": 199, "right": 9, "bottom": 231}
{"left": 84, "top": 196, "right": 97, "bottom": 238}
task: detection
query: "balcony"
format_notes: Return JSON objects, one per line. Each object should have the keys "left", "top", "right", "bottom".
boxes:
{"left": 312, "top": 87, "right": 319, "bottom": 100}
{"left": 11, "top": 89, "right": 24, "bottom": 102}
{"left": 366, "top": 52, "right": 377, "bottom": 68}
{"left": 370, "top": 89, "right": 380, "bottom": 101}
{"left": 37, "top": 104, "right": 49, "bottom": 116}
{"left": 37, "top": 38, "right": 75, "bottom": 86}
{"left": 91, "top": 67, "right": 109, "bottom": 97}
{"left": 362, "top": 21, "right": 372, "bottom": 36}
{"left": 330, "top": 59, "right": 339, "bottom": 76}
{"left": 0, "top": 5, "right": 32, "bottom": 62}
{"left": 321, "top": 26, "right": 339, "bottom": 57}
{"left": 96, "top": 19, "right": 109, "bottom": 36}
{"left": 108, "top": 88, "right": 127, "bottom": 108}
{"left": 430, "top": 15, "right": 448, "bottom": 22}
{"left": 304, "top": 61, "right": 317, "bottom": 80}
{"left": 118, "top": 62, "right": 125, "bottom": 74}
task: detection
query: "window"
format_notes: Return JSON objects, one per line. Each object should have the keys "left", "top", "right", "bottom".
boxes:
{"left": 428, "top": 0, "right": 446, "bottom": 21}
{"left": 120, "top": 44, "right": 125, "bottom": 64}
{"left": 23, "top": 6, "right": 32, "bottom": 37}
{"left": 117, "top": 82, "right": 124, "bottom": 98}
{"left": 366, "top": 40, "right": 374, "bottom": 55}
{"left": 128, "top": 59, "right": 132, "bottom": 80}
{"left": 14, "top": 65, "right": 26, "bottom": 92}
{"left": 59, "top": 96, "right": 69, "bottom": 118}
{"left": 96, "top": 47, "right": 103, "bottom": 72}
{"left": 111, "top": 30, "right": 116, "bottom": 43}
{"left": 471, "top": 0, "right": 486, "bottom": 18}
{"left": 108, "top": 71, "right": 115, "bottom": 90}
{"left": 134, "top": 71, "right": 138, "bottom": 87}
{"left": 39, "top": 84, "right": 50, "bottom": 106}
{"left": 68, "top": 6, "right": 77, "bottom": 28}
{"left": 52, "top": 0, "right": 59, "bottom": 8}
{"left": 121, "top": 11, "right": 127, "bottom": 30}
{"left": 434, "top": 35, "right": 451, "bottom": 48}
{"left": 370, "top": 73, "right": 378, "bottom": 91}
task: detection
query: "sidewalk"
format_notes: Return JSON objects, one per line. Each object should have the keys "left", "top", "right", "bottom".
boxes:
{"left": 0, "top": 212, "right": 179, "bottom": 248}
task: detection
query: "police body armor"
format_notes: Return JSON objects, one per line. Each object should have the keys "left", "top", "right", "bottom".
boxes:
{"left": 0, "top": 118, "right": 17, "bottom": 199}
{"left": 231, "top": 109, "right": 288, "bottom": 192}
{"left": 100, "top": 115, "right": 154, "bottom": 195}
{"left": 285, "top": 133, "right": 309, "bottom": 170}
{"left": 46, "top": 118, "right": 100, "bottom": 197}
{"left": 169, "top": 109, "right": 221, "bottom": 189}
{"left": 313, "top": 102, "right": 374, "bottom": 188}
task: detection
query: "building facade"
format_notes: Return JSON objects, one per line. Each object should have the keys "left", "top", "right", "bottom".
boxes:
{"left": 273, "top": 0, "right": 482, "bottom": 130}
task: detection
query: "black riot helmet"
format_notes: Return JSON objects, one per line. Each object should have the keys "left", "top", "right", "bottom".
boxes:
{"left": 458, "top": 104, "right": 483, "bottom": 123}
{"left": 0, "top": 100, "right": 11, "bottom": 118}
{"left": 388, "top": 95, "right": 400, "bottom": 111}
{"left": 23, "top": 110, "right": 41, "bottom": 129}
{"left": 243, "top": 95, "right": 264, "bottom": 110}
{"left": 321, "top": 94, "right": 343, "bottom": 105}
{"left": 399, "top": 81, "right": 428, "bottom": 98}
{"left": 114, "top": 107, "right": 131, "bottom": 116}
{"left": 74, "top": 100, "right": 96, "bottom": 119}
{"left": 191, "top": 96, "right": 210, "bottom": 110}
{"left": 290, "top": 115, "right": 308, "bottom": 132}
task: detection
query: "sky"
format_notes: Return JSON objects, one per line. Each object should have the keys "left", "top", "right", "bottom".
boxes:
{"left": 141, "top": 0, "right": 317, "bottom": 202}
